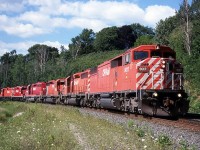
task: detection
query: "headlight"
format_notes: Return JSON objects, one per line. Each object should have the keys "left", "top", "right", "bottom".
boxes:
{"left": 177, "top": 93, "right": 182, "bottom": 98}
{"left": 161, "top": 65, "right": 165, "bottom": 68}
{"left": 162, "top": 60, "right": 166, "bottom": 64}
{"left": 153, "top": 92, "right": 158, "bottom": 97}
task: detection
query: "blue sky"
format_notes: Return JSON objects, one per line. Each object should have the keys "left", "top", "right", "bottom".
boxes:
{"left": 0, "top": 0, "right": 192, "bottom": 56}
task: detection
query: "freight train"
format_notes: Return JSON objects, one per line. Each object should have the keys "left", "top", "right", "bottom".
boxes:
{"left": 0, "top": 45, "right": 189, "bottom": 117}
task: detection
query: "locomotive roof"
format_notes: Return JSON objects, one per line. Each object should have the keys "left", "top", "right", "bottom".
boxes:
{"left": 32, "top": 82, "right": 46, "bottom": 85}
{"left": 47, "top": 80, "right": 56, "bottom": 83}
{"left": 97, "top": 45, "right": 174, "bottom": 68}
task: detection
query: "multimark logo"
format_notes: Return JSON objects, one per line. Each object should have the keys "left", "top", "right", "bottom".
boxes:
{"left": 102, "top": 68, "right": 110, "bottom": 76}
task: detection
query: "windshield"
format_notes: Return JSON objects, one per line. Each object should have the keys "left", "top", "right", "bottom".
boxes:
{"left": 151, "top": 51, "right": 175, "bottom": 58}
{"left": 151, "top": 51, "right": 161, "bottom": 57}
{"left": 134, "top": 51, "right": 148, "bottom": 60}
{"left": 163, "top": 52, "right": 175, "bottom": 58}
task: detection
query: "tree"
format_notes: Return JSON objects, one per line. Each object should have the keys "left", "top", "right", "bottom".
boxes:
{"left": 0, "top": 50, "right": 17, "bottom": 87}
{"left": 155, "top": 16, "right": 177, "bottom": 45}
{"left": 190, "top": 0, "right": 200, "bottom": 19}
{"left": 131, "top": 23, "right": 155, "bottom": 38}
{"left": 134, "top": 35, "right": 155, "bottom": 47}
{"left": 94, "top": 26, "right": 120, "bottom": 52}
{"left": 168, "top": 27, "right": 186, "bottom": 62}
{"left": 69, "top": 36, "right": 81, "bottom": 59}
{"left": 0, "top": 52, "right": 10, "bottom": 87}
{"left": 68, "top": 29, "right": 95, "bottom": 59}
{"left": 190, "top": 0, "right": 200, "bottom": 55}
{"left": 79, "top": 29, "right": 95, "bottom": 54}
{"left": 118, "top": 25, "right": 136, "bottom": 49}
{"left": 11, "top": 54, "right": 26, "bottom": 86}
{"left": 28, "top": 44, "right": 59, "bottom": 73}
{"left": 179, "top": 0, "right": 192, "bottom": 55}
{"left": 60, "top": 45, "right": 71, "bottom": 61}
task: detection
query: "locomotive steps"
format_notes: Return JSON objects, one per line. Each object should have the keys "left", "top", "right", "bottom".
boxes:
{"left": 0, "top": 101, "right": 199, "bottom": 149}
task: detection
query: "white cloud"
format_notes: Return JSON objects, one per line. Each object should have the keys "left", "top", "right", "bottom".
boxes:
{"left": 0, "top": 41, "right": 68, "bottom": 56}
{"left": 41, "top": 41, "right": 68, "bottom": 50}
{"left": 0, "top": 15, "right": 48, "bottom": 38}
{"left": 67, "top": 17, "right": 107, "bottom": 32}
{"left": 27, "top": 0, "right": 61, "bottom": 7}
{"left": 19, "top": 11, "right": 51, "bottom": 27}
{"left": 144, "top": 5, "right": 175, "bottom": 27}
{"left": 0, "top": 41, "right": 33, "bottom": 56}
{"left": 4, "top": 24, "right": 47, "bottom": 38}
{"left": 0, "top": 1, "right": 176, "bottom": 37}
{"left": 0, "top": 0, "right": 25, "bottom": 13}
{"left": 78, "top": 1, "right": 145, "bottom": 24}
{"left": 0, "top": 1, "right": 176, "bottom": 56}
{"left": 0, "top": 49, "right": 9, "bottom": 56}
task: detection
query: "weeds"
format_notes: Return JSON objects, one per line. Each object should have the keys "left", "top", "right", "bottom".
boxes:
{"left": 158, "top": 135, "right": 171, "bottom": 147}
{"left": 0, "top": 105, "right": 13, "bottom": 122}
{"left": 0, "top": 102, "right": 178, "bottom": 150}
{"left": 127, "top": 119, "right": 134, "bottom": 128}
{"left": 179, "top": 140, "right": 189, "bottom": 150}
{"left": 136, "top": 128, "right": 145, "bottom": 137}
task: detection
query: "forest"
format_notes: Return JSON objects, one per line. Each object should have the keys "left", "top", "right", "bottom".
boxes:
{"left": 0, "top": 0, "right": 199, "bottom": 112}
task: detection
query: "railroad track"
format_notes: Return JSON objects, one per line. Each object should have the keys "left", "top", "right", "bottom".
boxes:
{"left": 83, "top": 107, "right": 200, "bottom": 132}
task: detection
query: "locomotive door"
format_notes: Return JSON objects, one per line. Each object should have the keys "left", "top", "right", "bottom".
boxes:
{"left": 113, "top": 68, "right": 118, "bottom": 91}
{"left": 121, "top": 53, "right": 131, "bottom": 90}
{"left": 111, "top": 56, "right": 122, "bottom": 92}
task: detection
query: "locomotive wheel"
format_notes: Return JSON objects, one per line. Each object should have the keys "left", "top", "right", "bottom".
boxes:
{"left": 85, "top": 99, "right": 91, "bottom": 107}
{"left": 64, "top": 98, "right": 69, "bottom": 105}
{"left": 120, "top": 100, "right": 125, "bottom": 111}
{"left": 35, "top": 97, "right": 42, "bottom": 103}
{"left": 92, "top": 100, "right": 97, "bottom": 108}
{"left": 80, "top": 98, "right": 85, "bottom": 107}
{"left": 59, "top": 98, "right": 64, "bottom": 105}
{"left": 152, "top": 101, "right": 157, "bottom": 116}
{"left": 96, "top": 98, "right": 101, "bottom": 108}
{"left": 56, "top": 98, "right": 60, "bottom": 104}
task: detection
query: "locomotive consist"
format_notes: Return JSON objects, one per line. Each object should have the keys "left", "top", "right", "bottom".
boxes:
{"left": 0, "top": 45, "right": 189, "bottom": 117}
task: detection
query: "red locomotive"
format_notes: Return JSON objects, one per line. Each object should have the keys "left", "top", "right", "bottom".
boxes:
{"left": 0, "top": 45, "right": 189, "bottom": 117}
{"left": 25, "top": 82, "right": 46, "bottom": 102}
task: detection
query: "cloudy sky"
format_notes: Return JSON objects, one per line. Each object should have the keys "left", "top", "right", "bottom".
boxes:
{"left": 0, "top": 0, "right": 191, "bottom": 56}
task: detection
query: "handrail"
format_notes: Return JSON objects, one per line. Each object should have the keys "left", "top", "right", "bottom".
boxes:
{"left": 172, "top": 72, "right": 183, "bottom": 90}
{"left": 136, "top": 72, "right": 152, "bottom": 100}
{"left": 136, "top": 71, "right": 164, "bottom": 100}
{"left": 136, "top": 70, "right": 183, "bottom": 111}
{"left": 136, "top": 72, "right": 152, "bottom": 112}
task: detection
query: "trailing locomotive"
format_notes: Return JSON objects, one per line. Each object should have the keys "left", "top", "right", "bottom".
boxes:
{"left": 0, "top": 45, "right": 189, "bottom": 117}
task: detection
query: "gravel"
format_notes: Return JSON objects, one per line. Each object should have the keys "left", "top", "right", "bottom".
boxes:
{"left": 79, "top": 108, "right": 200, "bottom": 149}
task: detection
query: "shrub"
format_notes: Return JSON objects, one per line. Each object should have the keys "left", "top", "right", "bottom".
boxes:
{"left": 127, "top": 120, "right": 134, "bottom": 128}
{"left": 158, "top": 135, "right": 171, "bottom": 147}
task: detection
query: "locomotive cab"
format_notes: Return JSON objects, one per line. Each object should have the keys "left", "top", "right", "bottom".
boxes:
{"left": 134, "top": 45, "right": 189, "bottom": 116}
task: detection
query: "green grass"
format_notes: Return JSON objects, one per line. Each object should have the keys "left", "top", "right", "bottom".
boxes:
{"left": 0, "top": 101, "right": 190, "bottom": 150}
{"left": 0, "top": 101, "right": 27, "bottom": 122}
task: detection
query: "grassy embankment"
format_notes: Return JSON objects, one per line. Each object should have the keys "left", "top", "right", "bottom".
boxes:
{"left": 0, "top": 101, "right": 195, "bottom": 150}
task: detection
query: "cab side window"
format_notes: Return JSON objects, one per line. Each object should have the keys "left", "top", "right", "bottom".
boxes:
{"left": 124, "top": 53, "right": 130, "bottom": 65}
{"left": 134, "top": 51, "right": 148, "bottom": 60}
